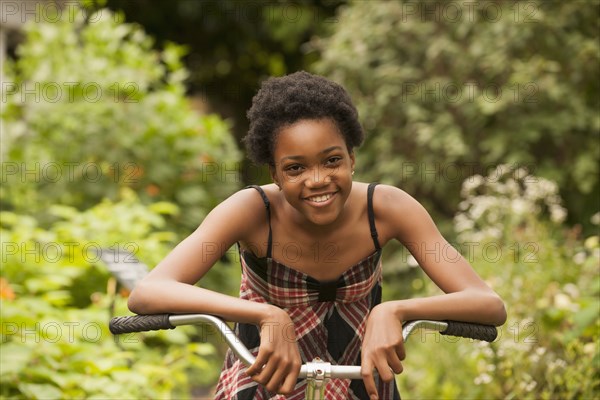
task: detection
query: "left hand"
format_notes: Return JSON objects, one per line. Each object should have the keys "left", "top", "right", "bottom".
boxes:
{"left": 361, "top": 302, "right": 405, "bottom": 399}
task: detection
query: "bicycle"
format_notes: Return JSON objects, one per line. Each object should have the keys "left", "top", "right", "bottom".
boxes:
{"left": 110, "top": 313, "right": 497, "bottom": 399}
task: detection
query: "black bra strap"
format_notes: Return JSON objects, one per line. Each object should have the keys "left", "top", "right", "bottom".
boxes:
{"left": 367, "top": 183, "right": 381, "bottom": 251}
{"left": 245, "top": 185, "right": 273, "bottom": 258}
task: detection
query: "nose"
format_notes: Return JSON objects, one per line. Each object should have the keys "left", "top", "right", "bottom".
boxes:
{"left": 305, "top": 166, "right": 331, "bottom": 188}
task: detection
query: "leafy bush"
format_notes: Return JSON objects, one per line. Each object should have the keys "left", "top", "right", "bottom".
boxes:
{"left": 0, "top": 190, "right": 234, "bottom": 399}
{"left": 1, "top": 6, "right": 244, "bottom": 396}
{"left": 314, "top": 0, "right": 599, "bottom": 232}
{"left": 396, "top": 166, "right": 599, "bottom": 399}
{"left": 1, "top": 6, "right": 241, "bottom": 232}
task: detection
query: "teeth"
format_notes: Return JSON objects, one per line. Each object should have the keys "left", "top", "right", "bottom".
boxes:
{"left": 308, "top": 194, "right": 332, "bottom": 203}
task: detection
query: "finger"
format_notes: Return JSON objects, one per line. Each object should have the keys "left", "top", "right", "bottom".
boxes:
{"left": 396, "top": 342, "right": 406, "bottom": 361}
{"left": 245, "top": 361, "right": 262, "bottom": 377}
{"left": 252, "top": 359, "right": 278, "bottom": 387}
{"left": 246, "top": 350, "right": 269, "bottom": 376}
{"left": 373, "top": 358, "right": 395, "bottom": 383}
{"left": 387, "top": 353, "right": 403, "bottom": 375}
{"left": 263, "top": 359, "right": 291, "bottom": 393}
{"left": 245, "top": 362, "right": 262, "bottom": 377}
{"left": 361, "top": 362, "right": 379, "bottom": 399}
{"left": 388, "top": 357, "right": 404, "bottom": 374}
{"left": 278, "top": 360, "right": 301, "bottom": 394}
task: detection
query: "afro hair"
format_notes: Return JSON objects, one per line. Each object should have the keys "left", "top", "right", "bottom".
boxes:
{"left": 243, "top": 71, "right": 364, "bottom": 165}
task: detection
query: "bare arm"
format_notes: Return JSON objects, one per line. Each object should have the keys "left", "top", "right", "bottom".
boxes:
{"left": 361, "top": 184, "right": 506, "bottom": 397}
{"left": 378, "top": 184, "right": 506, "bottom": 326}
{"left": 127, "top": 188, "right": 274, "bottom": 325}
{"left": 127, "top": 187, "right": 302, "bottom": 395}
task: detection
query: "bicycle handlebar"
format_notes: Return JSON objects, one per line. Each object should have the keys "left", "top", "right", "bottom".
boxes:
{"left": 109, "top": 313, "right": 497, "bottom": 380}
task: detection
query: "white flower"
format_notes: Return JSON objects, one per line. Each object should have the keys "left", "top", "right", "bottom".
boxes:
{"left": 491, "top": 164, "right": 511, "bottom": 180}
{"left": 584, "top": 235, "right": 599, "bottom": 249}
{"left": 524, "top": 380, "right": 537, "bottom": 392}
{"left": 548, "top": 358, "right": 567, "bottom": 372}
{"left": 505, "top": 179, "right": 520, "bottom": 197}
{"left": 583, "top": 342, "right": 596, "bottom": 355}
{"left": 462, "top": 175, "right": 484, "bottom": 196}
{"left": 573, "top": 251, "right": 586, "bottom": 265}
{"left": 563, "top": 283, "right": 579, "bottom": 298}
{"left": 550, "top": 205, "right": 567, "bottom": 223}
{"left": 554, "top": 293, "right": 571, "bottom": 309}
{"left": 511, "top": 198, "right": 530, "bottom": 215}
{"left": 554, "top": 293, "right": 579, "bottom": 311}
{"left": 458, "top": 200, "right": 470, "bottom": 211}
{"left": 454, "top": 213, "right": 474, "bottom": 232}
{"left": 535, "top": 347, "right": 547, "bottom": 356}
{"left": 474, "top": 373, "right": 492, "bottom": 385}
{"left": 513, "top": 167, "right": 530, "bottom": 180}
{"left": 486, "top": 227, "right": 502, "bottom": 239}
{"left": 537, "top": 178, "right": 558, "bottom": 197}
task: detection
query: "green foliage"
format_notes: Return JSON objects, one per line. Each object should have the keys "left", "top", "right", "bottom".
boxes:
{"left": 1, "top": 6, "right": 242, "bottom": 232}
{"left": 315, "top": 4, "right": 600, "bottom": 395}
{"left": 0, "top": 191, "right": 234, "bottom": 399}
{"left": 314, "top": 0, "right": 600, "bottom": 232}
{"left": 396, "top": 166, "right": 599, "bottom": 399}
{"left": 1, "top": 5, "right": 243, "bottom": 397}
{"left": 103, "top": 0, "right": 345, "bottom": 131}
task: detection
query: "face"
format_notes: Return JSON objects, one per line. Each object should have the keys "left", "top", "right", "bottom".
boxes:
{"left": 270, "top": 118, "right": 355, "bottom": 226}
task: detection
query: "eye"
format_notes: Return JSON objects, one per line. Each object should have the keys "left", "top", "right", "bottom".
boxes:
{"left": 325, "top": 156, "right": 342, "bottom": 167}
{"left": 284, "top": 164, "right": 304, "bottom": 175}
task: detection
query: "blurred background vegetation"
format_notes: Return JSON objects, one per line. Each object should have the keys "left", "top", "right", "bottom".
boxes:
{"left": 1, "top": 0, "right": 598, "bottom": 399}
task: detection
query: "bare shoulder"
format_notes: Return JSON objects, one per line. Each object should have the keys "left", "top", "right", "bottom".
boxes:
{"left": 212, "top": 185, "right": 268, "bottom": 215}
{"left": 199, "top": 184, "right": 272, "bottom": 241}
{"left": 371, "top": 183, "right": 416, "bottom": 208}
{"left": 370, "top": 183, "right": 437, "bottom": 244}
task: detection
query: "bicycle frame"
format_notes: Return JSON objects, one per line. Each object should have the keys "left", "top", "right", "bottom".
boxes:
{"left": 110, "top": 313, "right": 497, "bottom": 399}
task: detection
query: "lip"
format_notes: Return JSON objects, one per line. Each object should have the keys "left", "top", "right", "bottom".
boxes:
{"left": 303, "top": 191, "right": 338, "bottom": 208}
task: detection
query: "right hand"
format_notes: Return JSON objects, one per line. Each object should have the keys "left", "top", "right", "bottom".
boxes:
{"left": 245, "top": 306, "right": 302, "bottom": 395}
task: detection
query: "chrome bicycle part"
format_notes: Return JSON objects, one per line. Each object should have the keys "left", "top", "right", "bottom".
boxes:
{"left": 110, "top": 313, "right": 497, "bottom": 399}
{"left": 304, "top": 357, "right": 330, "bottom": 400}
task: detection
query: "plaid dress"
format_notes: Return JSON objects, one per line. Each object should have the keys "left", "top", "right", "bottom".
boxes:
{"left": 214, "top": 184, "right": 400, "bottom": 399}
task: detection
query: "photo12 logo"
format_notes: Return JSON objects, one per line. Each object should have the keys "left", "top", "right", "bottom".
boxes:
{"left": 2, "top": 321, "right": 103, "bottom": 344}
{"left": 0, "top": 1, "right": 124, "bottom": 24}
{"left": 1, "top": 241, "right": 140, "bottom": 264}
{"left": 1, "top": 82, "right": 139, "bottom": 104}
{"left": 400, "top": 1, "right": 540, "bottom": 23}
{"left": 1, "top": 162, "right": 142, "bottom": 184}
{"left": 400, "top": 82, "right": 538, "bottom": 104}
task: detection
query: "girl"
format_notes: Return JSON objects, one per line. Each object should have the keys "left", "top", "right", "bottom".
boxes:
{"left": 128, "top": 71, "right": 506, "bottom": 399}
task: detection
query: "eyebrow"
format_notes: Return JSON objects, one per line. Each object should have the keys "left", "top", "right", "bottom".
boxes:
{"left": 280, "top": 146, "right": 343, "bottom": 163}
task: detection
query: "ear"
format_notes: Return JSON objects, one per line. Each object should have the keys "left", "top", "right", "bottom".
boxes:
{"left": 269, "top": 164, "right": 280, "bottom": 187}
{"left": 349, "top": 151, "right": 355, "bottom": 172}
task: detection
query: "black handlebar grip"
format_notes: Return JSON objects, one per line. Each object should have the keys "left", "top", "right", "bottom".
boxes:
{"left": 109, "top": 314, "right": 175, "bottom": 335}
{"left": 441, "top": 321, "right": 498, "bottom": 342}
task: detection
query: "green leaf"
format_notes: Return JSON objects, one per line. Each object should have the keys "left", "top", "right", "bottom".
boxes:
{"left": 0, "top": 343, "right": 33, "bottom": 376}
{"left": 148, "top": 201, "right": 180, "bottom": 216}
{"left": 17, "top": 383, "right": 62, "bottom": 400}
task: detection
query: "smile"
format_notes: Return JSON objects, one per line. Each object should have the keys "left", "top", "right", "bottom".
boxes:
{"left": 304, "top": 191, "right": 338, "bottom": 207}
{"left": 307, "top": 193, "right": 333, "bottom": 203}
